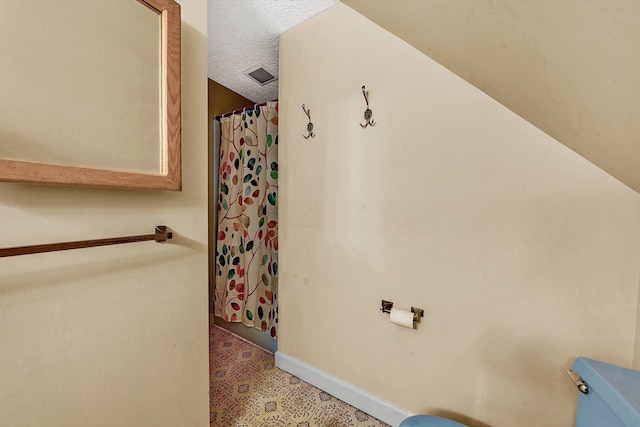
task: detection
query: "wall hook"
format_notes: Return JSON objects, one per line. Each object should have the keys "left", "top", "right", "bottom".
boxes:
{"left": 360, "top": 85, "right": 375, "bottom": 128}
{"left": 302, "top": 104, "right": 315, "bottom": 139}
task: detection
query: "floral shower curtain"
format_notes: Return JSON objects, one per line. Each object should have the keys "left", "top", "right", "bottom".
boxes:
{"left": 214, "top": 102, "right": 278, "bottom": 338}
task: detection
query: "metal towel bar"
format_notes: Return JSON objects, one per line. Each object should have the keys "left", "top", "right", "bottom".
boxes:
{"left": 0, "top": 225, "right": 172, "bottom": 258}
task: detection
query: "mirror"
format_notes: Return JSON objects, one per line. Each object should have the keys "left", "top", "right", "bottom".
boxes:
{"left": 0, "top": 0, "right": 181, "bottom": 190}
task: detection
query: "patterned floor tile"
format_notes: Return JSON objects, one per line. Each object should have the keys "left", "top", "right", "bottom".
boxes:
{"left": 279, "top": 384, "right": 319, "bottom": 422}
{"left": 309, "top": 400, "right": 360, "bottom": 427}
{"left": 210, "top": 325, "right": 390, "bottom": 427}
{"left": 255, "top": 410, "right": 290, "bottom": 426}
{"left": 218, "top": 395, "right": 263, "bottom": 426}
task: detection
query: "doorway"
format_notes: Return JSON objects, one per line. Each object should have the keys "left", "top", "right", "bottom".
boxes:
{"left": 208, "top": 81, "right": 278, "bottom": 353}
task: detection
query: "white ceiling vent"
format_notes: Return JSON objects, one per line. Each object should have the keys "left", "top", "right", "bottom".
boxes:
{"left": 244, "top": 65, "right": 278, "bottom": 86}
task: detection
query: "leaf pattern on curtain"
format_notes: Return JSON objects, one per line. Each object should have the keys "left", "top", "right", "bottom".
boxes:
{"left": 214, "top": 102, "right": 278, "bottom": 338}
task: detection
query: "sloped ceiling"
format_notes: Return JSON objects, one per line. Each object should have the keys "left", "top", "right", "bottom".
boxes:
{"left": 342, "top": 0, "right": 640, "bottom": 193}
{"left": 208, "top": 0, "right": 640, "bottom": 193}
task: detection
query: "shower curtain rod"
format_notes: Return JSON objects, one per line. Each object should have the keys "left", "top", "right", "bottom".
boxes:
{"left": 215, "top": 99, "right": 278, "bottom": 121}
{"left": 0, "top": 226, "right": 172, "bottom": 258}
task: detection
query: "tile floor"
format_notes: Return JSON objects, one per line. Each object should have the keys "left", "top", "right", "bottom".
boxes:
{"left": 210, "top": 325, "right": 390, "bottom": 426}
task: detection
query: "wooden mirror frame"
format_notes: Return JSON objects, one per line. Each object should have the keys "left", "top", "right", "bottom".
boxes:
{"left": 0, "top": 0, "right": 181, "bottom": 191}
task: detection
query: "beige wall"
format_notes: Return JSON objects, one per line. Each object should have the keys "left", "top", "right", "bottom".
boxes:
{"left": 342, "top": 0, "right": 640, "bottom": 195}
{"left": 0, "top": 0, "right": 161, "bottom": 173}
{"left": 207, "top": 79, "right": 253, "bottom": 123}
{"left": 0, "top": 1, "right": 210, "bottom": 426}
{"left": 278, "top": 4, "right": 640, "bottom": 427}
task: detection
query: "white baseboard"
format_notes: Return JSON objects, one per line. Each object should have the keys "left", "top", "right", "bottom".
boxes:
{"left": 275, "top": 351, "right": 411, "bottom": 427}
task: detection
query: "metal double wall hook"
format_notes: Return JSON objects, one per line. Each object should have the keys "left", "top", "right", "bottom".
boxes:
{"left": 360, "top": 85, "right": 375, "bottom": 128}
{"left": 302, "top": 104, "right": 315, "bottom": 139}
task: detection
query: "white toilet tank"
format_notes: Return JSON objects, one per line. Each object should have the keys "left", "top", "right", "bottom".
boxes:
{"left": 572, "top": 357, "right": 640, "bottom": 427}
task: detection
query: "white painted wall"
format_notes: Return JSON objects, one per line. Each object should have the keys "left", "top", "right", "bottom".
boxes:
{"left": 0, "top": 1, "right": 209, "bottom": 426}
{"left": 278, "top": 4, "right": 640, "bottom": 426}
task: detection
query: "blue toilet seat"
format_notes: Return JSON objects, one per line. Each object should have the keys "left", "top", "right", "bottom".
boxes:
{"left": 399, "top": 415, "right": 467, "bottom": 427}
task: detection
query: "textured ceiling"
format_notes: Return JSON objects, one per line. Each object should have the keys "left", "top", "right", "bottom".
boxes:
{"left": 342, "top": 0, "right": 640, "bottom": 194}
{"left": 208, "top": 0, "right": 337, "bottom": 104}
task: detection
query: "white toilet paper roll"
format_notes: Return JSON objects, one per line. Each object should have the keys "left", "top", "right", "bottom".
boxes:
{"left": 389, "top": 308, "right": 415, "bottom": 329}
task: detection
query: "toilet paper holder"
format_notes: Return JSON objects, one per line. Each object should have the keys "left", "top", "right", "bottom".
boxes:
{"left": 380, "top": 300, "right": 424, "bottom": 324}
